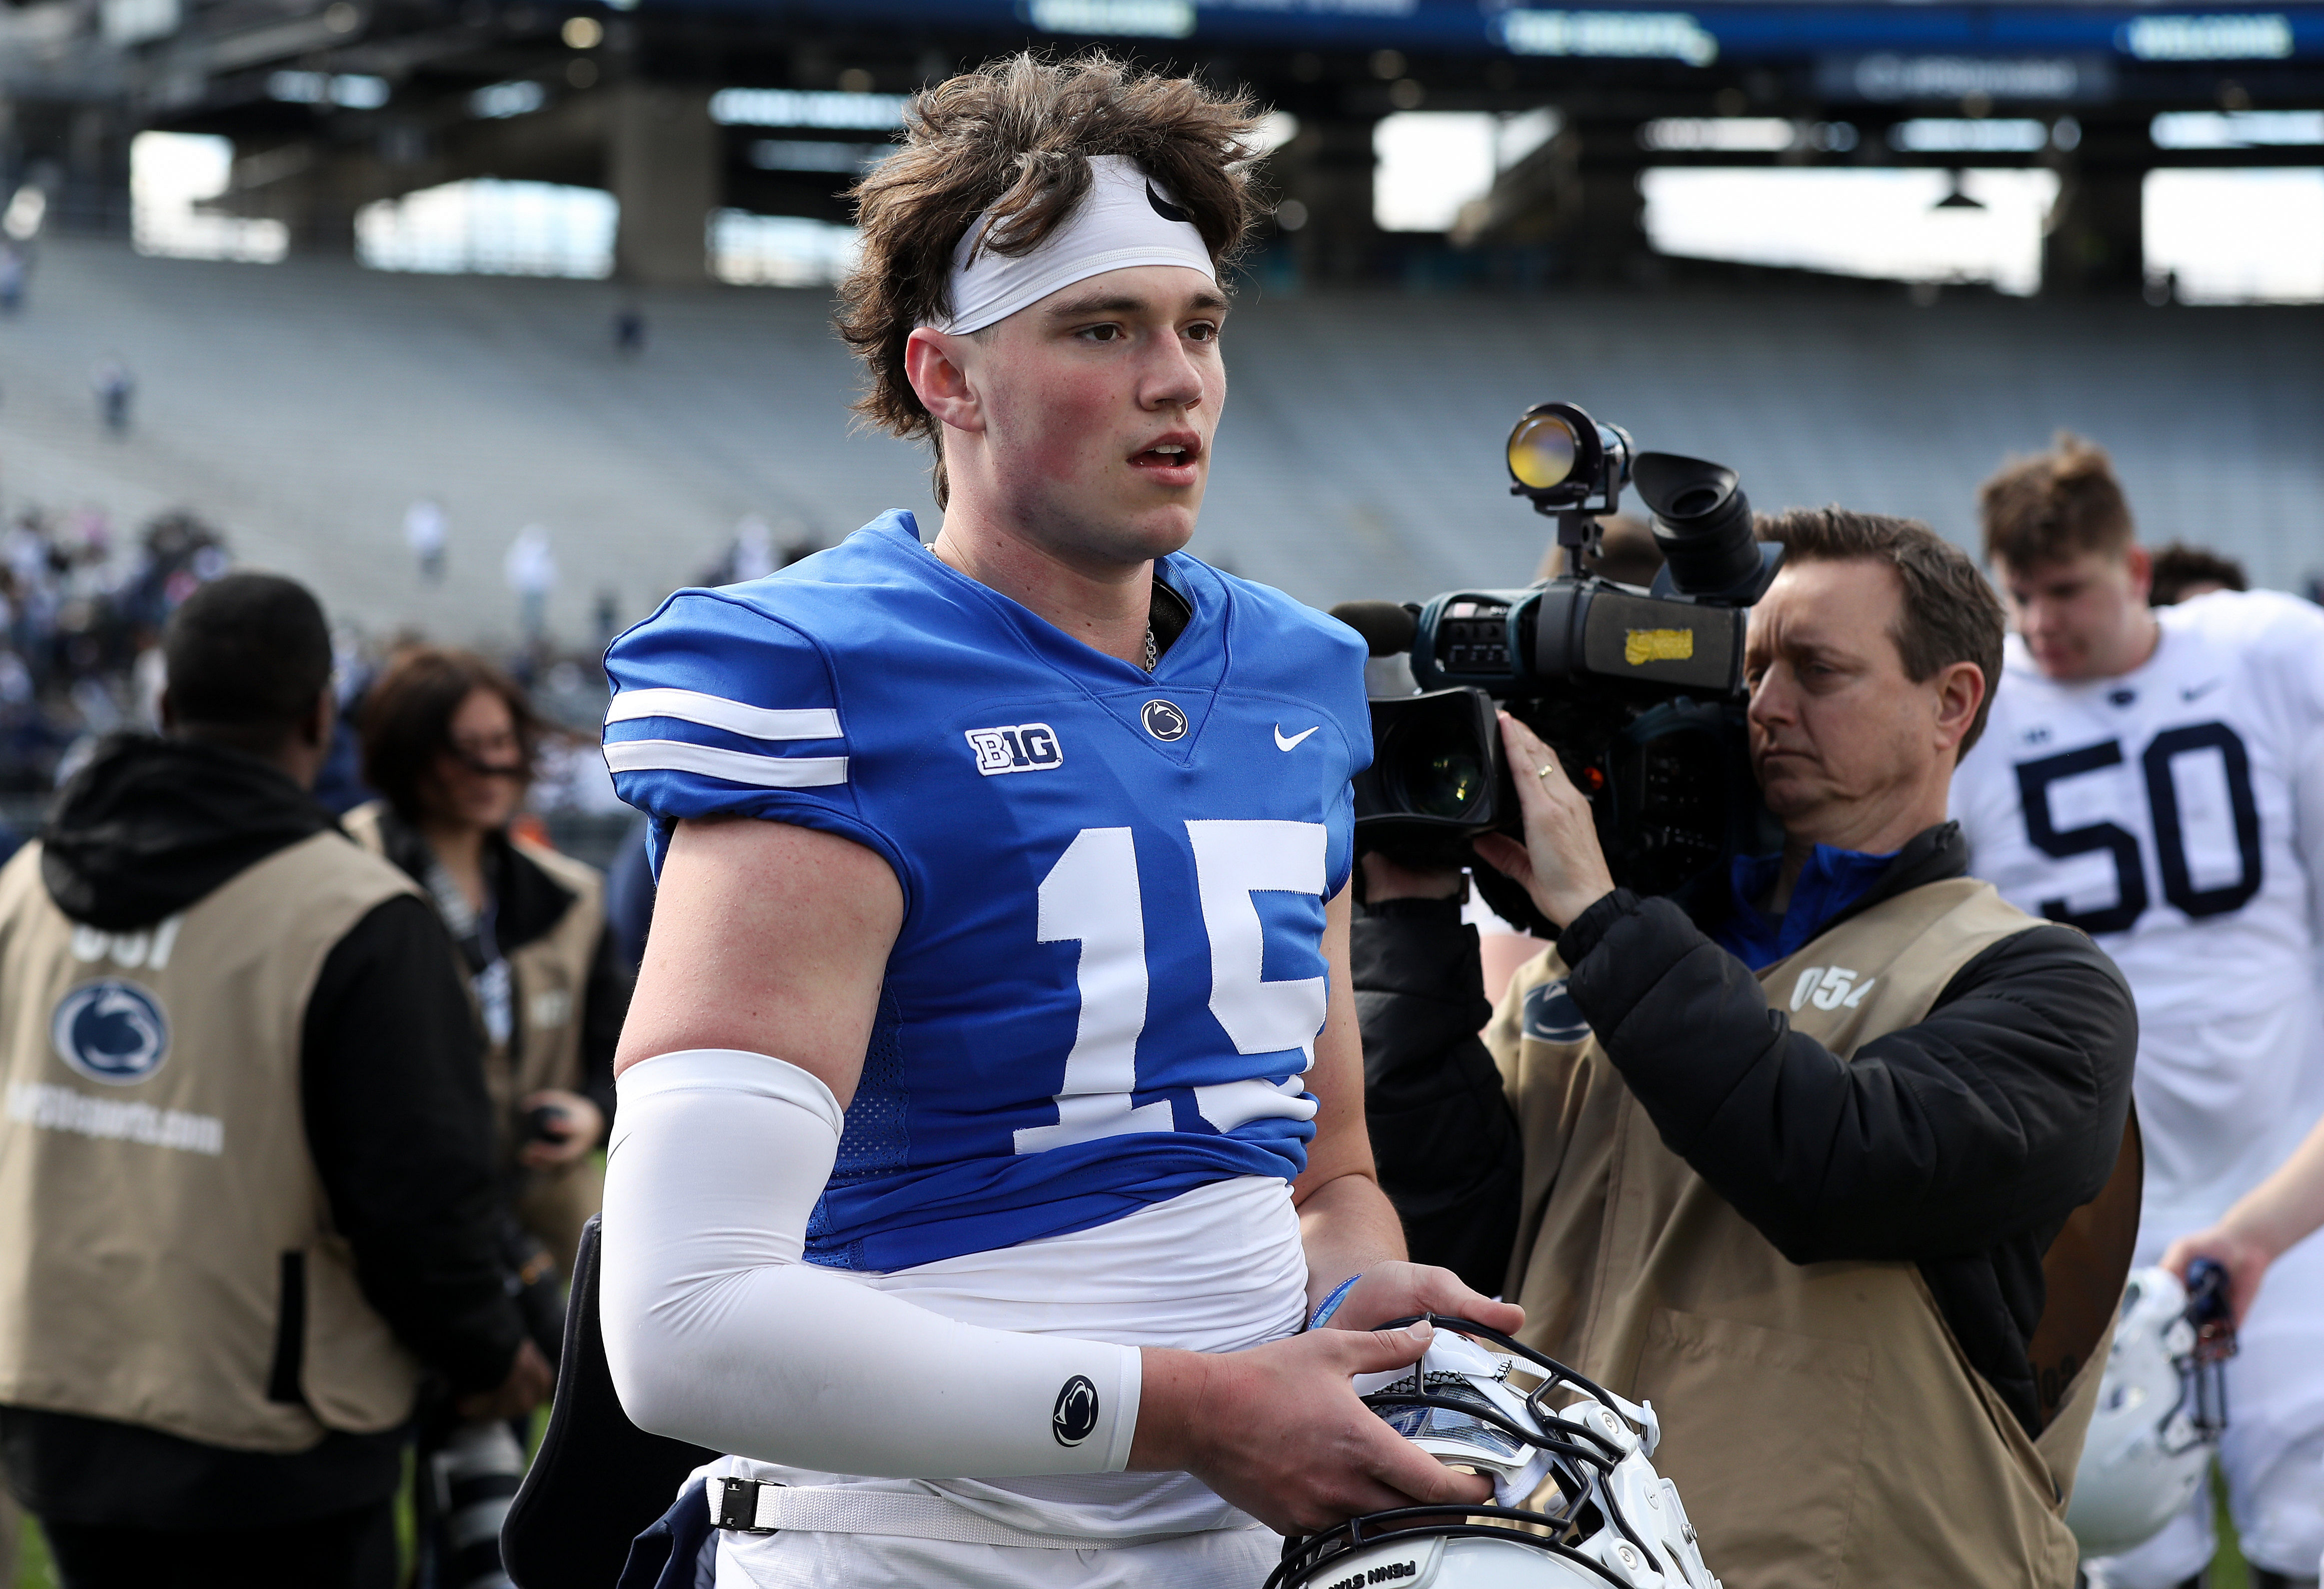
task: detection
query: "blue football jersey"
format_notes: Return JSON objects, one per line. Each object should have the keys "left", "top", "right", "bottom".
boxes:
{"left": 603, "top": 512, "right": 1372, "bottom": 1272}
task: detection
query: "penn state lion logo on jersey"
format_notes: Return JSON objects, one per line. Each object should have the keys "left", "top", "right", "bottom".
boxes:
{"left": 51, "top": 979, "right": 171, "bottom": 1086}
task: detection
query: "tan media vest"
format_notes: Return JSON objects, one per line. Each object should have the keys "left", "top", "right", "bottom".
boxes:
{"left": 0, "top": 831, "right": 424, "bottom": 1453}
{"left": 1492, "top": 877, "right": 2139, "bottom": 1589}
{"left": 343, "top": 802, "right": 605, "bottom": 1266}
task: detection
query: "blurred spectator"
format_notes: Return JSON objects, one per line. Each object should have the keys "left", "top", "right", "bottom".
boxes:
{"left": 0, "top": 506, "right": 229, "bottom": 794}
{"left": 404, "top": 499, "right": 447, "bottom": 585}
{"left": 349, "top": 647, "right": 627, "bottom": 1267}
{"left": 730, "top": 515, "right": 776, "bottom": 584}
{"left": 699, "top": 518, "right": 819, "bottom": 588}
{"left": 504, "top": 526, "right": 556, "bottom": 645}
{"left": 0, "top": 574, "right": 546, "bottom": 1589}
{"left": 2148, "top": 541, "right": 2248, "bottom": 605}
{"left": 601, "top": 821, "right": 656, "bottom": 974}
{"left": 346, "top": 647, "right": 628, "bottom": 1589}
{"left": 91, "top": 359, "right": 133, "bottom": 435}
{"left": 1537, "top": 512, "right": 1665, "bottom": 587}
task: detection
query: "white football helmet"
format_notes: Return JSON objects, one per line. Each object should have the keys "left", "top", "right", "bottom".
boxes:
{"left": 2066, "top": 1265, "right": 2235, "bottom": 1557}
{"left": 1266, "top": 1318, "right": 1722, "bottom": 1589}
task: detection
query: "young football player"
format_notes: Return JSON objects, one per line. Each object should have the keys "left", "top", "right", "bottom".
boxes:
{"left": 1950, "top": 435, "right": 2324, "bottom": 1589}
{"left": 594, "top": 55, "right": 1518, "bottom": 1588}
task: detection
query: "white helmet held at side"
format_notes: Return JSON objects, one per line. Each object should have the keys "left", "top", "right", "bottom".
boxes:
{"left": 2066, "top": 1264, "right": 2235, "bottom": 1557}
{"left": 1265, "top": 1317, "right": 1722, "bottom": 1589}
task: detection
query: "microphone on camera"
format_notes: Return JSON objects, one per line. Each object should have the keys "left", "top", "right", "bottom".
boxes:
{"left": 1330, "top": 600, "right": 1418, "bottom": 657}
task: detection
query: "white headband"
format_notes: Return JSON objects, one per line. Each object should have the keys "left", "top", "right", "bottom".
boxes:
{"left": 924, "top": 155, "right": 1215, "bottom": 336}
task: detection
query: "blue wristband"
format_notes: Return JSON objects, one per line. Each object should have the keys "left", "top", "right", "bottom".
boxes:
{"left": 1307, "top": 1273, "right": 1363, "bottom": 1331}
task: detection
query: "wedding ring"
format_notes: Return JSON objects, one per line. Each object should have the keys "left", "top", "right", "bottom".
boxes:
{"left": 1536, "top": 763, "right": 1556, "bottom": 780}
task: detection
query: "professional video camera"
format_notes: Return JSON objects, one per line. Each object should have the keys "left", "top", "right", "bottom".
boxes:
{"left": 1335, "top": 401, "right": 1783, "bottom": 935}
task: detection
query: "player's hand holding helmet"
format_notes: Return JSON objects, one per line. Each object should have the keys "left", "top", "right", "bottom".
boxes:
{"left": 1267, "top": 1317, "right": 1722, "bottom": 1589}
{"left": 2066, "top": 1262, "right": 2237, "bottom": 1557}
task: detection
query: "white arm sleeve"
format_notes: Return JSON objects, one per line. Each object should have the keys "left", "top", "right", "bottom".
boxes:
{"left": 599, "top": 1048, "right": 1141, "bottom": 1477}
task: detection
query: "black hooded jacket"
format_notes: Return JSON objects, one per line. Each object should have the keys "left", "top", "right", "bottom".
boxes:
{"left": 1, "top": 736, "right": 527, "bottom": 1527}
{"left": 1356, "top": 823, "right": 2138, "bottom": 1438}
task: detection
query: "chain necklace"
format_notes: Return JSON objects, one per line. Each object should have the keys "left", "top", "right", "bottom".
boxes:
{"left": 1143, "top": 624, "right": 1158, "bottom": 672}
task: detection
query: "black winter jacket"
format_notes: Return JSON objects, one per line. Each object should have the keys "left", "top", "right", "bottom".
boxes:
{"left": 1356, "top": 822, "right": 2138, "bottom": 1437}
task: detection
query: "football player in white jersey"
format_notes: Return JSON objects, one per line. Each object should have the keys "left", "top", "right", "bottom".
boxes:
{"left": 593, "top": 55, "right": 1519, "bottom": 1589}
{"left": 1949, "top": 435, "right": 2324, "bottom": 1589}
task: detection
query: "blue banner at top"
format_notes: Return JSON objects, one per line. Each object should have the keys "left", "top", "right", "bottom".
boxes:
{"left": 662, "top": 0, "right": 2324, "bottom": 66}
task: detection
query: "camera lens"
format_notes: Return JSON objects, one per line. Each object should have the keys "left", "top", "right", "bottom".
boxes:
{"left": 1387, "top": 716, "right": 1488, "bottom": 820}
{"left": 1507, "top": 413, "right": 1578, "bottom": 491}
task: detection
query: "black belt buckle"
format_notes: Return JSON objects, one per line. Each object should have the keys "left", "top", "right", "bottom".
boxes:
{"left": 710, "top": 1476, "right": 776, "bottom": 1533}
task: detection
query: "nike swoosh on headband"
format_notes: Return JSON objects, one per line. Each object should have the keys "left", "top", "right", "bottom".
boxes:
{"left": 1146, "top": 181, "right": 1193, "bottom": 225}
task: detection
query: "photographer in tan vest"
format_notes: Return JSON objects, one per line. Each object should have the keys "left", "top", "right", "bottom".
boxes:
{"left": 341, "top": 646, "right": 626, "bottom": 1589}
{"left": 1358, "top": 509, "right": 2142, "bottom": 1588}
{"left": 344, "top": 647, "right": 626, "bottom": 1273}
{"left": 0, "top": 574, "right": 549, "bottom": 1589}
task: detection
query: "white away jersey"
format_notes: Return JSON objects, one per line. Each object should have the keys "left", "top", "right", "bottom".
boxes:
{"left": 1950, "top": 589, "right": 2324, "bottom": 1223}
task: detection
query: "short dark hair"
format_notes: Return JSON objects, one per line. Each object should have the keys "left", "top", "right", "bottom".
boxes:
{"left": 834, "top": 52, "right": 1267, "bottom": 505}
{"left": 163, "top": 573, "right": 332, "bottom": 744}
{"left": 358, "top": 646, "right": 538, "bottom": 823}
{"left": 2148, "top": 541, "right": 2248, "bottom": 605}
{"left": 1757, "top": 507, "right": 2007, "bottom": 758}
{"left": 1979, "top": 433, "right": 2135, "bottom": 570}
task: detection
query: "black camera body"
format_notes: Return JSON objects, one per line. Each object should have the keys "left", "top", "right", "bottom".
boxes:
{"left": 1346, "top": 403, "right": 1784, "bottom": 930}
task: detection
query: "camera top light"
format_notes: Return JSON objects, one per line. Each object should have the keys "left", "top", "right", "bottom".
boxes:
{"left": 1506, "top": 401, "right": 1627, "bottom": 516}
{"left": 1508, "top": 408, "right": 1584, "bottom": 491}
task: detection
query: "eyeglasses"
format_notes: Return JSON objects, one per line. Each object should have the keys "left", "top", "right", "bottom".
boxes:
{"left": 446, "top": 732, "right": 527, "bottom": 778}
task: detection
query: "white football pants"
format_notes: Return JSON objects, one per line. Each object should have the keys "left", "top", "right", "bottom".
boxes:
{"left": 712, "top": 1523, "right": 1279, "bottom": 1587}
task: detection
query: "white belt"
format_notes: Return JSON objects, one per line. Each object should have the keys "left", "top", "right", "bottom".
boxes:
{"left": 708, "top": 1476, "right": 1248, "bottom": 1552}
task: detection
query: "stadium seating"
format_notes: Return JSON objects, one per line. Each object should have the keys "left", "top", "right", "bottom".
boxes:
{"left": 2, "top": 236, "right": 2317, "bottom": 643}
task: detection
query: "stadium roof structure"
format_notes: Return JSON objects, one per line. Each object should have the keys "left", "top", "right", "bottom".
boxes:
{"left": 10, "top": 0, "right": 2322, "bottom": 286}
{"left": 682, "top": 0, "right": 2324, "bottom": 71}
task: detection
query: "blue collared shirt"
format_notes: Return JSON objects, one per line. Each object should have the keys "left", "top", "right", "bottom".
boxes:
{"left": 1714, "top": 843, "right": 1900, "bottom": 971}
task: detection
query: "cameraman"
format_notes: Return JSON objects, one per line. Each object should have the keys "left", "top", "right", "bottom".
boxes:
{"left": 1357, "top": 508, "right": 2140, "bottom": 1589}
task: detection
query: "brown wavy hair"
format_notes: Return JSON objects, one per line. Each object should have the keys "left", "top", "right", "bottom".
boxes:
{"left": 1978, "top": 432, "right": 2136, "bottom": 569}
{"left": 359, "top": 646, "right": 540, "bottom": 824}
{"left": 834, "top": 52, "right": 1268, "bottom": 505}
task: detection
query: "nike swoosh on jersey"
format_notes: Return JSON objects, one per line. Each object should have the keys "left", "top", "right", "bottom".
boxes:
{"left": 2182, "top": 679, "right": 2223, "bottom": 701}
{"left": 1274, "top": 724, "right": 1320, "bottom": 751}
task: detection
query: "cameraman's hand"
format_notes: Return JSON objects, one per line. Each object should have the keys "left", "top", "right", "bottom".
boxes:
{"left": 1359, "top": 852, "right": 1465, "bottom": 904}
{"left": 1130, "top": 1321, "right": 1494, "bottom": 1535}
{"left": 1473, "top": 713, "right": 1615, "bottom": 930}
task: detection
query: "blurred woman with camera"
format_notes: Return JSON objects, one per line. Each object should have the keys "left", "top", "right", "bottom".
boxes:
{"left": 347, "top": 646, "right": 630, "bottom": 1589}
{"left": 349, "top": 646, "right": 627, "bottom": 1270}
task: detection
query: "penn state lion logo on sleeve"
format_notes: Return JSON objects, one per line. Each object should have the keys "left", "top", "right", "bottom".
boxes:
{"left": 50, "top": 980, "right": 171, "bottom": 1085}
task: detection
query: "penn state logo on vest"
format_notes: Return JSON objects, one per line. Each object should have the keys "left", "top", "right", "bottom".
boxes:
{"left": 1522, "top": 978, "right": 1592, "bottom": 1044}
{"left": 50, "top": 980, "right": 172, "bottom": 1086}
